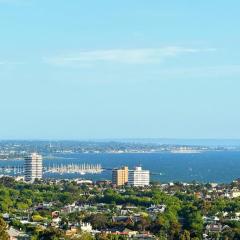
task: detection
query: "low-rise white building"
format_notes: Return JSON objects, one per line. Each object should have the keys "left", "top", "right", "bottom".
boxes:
{"left": 230, "top": 189, "right": 240, "bottom": 198}
{"left": 81, "top": 222, "right": 92, "bottom": 232}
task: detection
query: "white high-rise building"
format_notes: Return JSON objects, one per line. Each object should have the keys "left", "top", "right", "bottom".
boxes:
{"left": 24, "top": 153, "right": 43, "bottom": 182}
{"left": 128, "top": 166, "right": 150, "bottom": 187}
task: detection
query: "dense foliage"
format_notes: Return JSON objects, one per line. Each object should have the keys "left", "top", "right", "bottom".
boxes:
{"left": 1, "top": 177, "right": 240, "bottom": 239}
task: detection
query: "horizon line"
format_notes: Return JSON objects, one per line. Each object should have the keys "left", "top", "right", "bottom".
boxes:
{"left": 1, "top": 138, "right": 240, "bottom": 141}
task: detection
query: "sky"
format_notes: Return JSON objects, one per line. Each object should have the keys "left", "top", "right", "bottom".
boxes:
{"left": 0, "top": 0, "right": 240, "bottom": 140}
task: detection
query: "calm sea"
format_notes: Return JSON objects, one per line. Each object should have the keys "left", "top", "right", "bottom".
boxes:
{"left": 1, "top": 151, "right": 240, "bottom": 183}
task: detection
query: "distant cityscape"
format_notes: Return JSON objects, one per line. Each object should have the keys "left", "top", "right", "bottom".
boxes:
{"left": 0, "top": 140, "right": 239, "bottom": 161}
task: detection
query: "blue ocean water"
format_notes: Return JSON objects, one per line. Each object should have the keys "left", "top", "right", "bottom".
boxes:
{"left": 1, "top": 151, "right": 240, "bottom": 183}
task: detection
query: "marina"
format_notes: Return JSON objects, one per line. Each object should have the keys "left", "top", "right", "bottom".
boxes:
{"left": 0, "top": 163, "right": 103, "bottom": 175}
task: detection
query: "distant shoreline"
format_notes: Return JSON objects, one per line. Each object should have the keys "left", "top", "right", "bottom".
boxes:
{"left": 1, "top": 149, "right": 240, "bottom": 161}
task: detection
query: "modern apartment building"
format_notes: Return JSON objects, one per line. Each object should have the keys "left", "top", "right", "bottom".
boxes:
{"left": 112, "top": 166, "right": 128, "bottom": 186}
{"left": 24, "top": 153, "right": 43, "bottom": 182}
{"left": 128, "top": 166, "right": 150, "bottom": 187}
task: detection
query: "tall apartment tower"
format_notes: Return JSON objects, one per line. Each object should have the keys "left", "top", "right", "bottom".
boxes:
{"left": 24, "top": 153, "right": 43, "bottom": 182}
{"left": 128, "top": 166, "right": 150, "bottom": 187}
{"left": 112, "top": 166, "right": 128, "bottom": 186}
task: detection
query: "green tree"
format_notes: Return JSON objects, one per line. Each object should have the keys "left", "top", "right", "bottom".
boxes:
{"left": 85, "top": 213, "right": 109, "bottom": 230}
{"left": 179, "top": 230, "right": 191, "bottom": 240}
{"left": 188, "top": 211, "right": 203, "bottom": 237}
{"left": 73, "top": 232, "right": 94, "bottom": 240}
{"left": 38, "top": 227, "right": 64, "bottom": 240}
{"left": 0, "top": 218, "right": 10, "bottom": 240}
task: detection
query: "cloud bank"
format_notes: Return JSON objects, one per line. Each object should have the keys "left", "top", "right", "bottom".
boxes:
{"left": 46, "top": 47, "right": 216, "bottom": 66}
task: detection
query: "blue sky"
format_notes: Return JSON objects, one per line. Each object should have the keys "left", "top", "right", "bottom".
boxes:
{"left": 0, "top": 0, "right": 240, "bottom": 139}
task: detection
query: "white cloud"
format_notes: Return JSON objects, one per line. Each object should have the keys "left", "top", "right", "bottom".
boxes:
{"left": 45, "top": 47, "right": 216, "bottom": 66}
